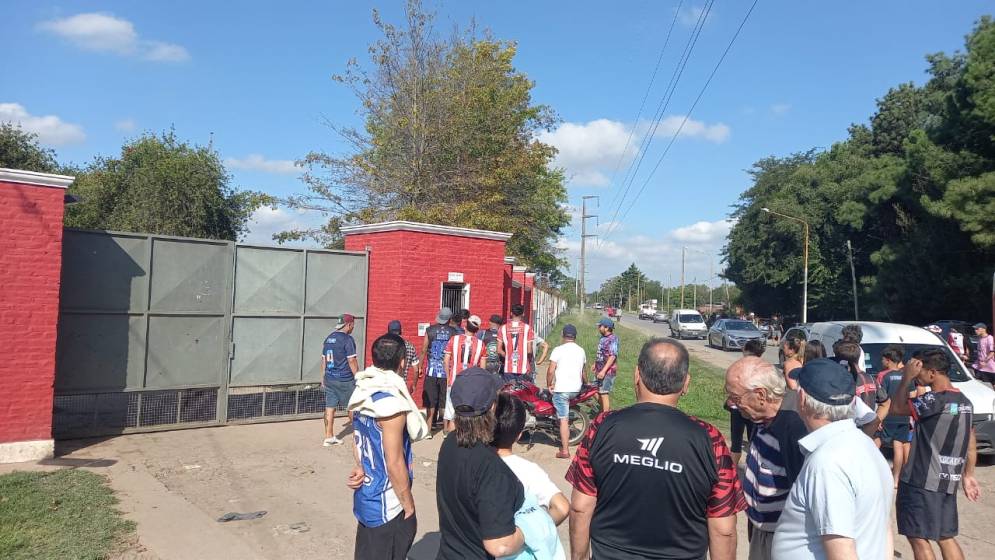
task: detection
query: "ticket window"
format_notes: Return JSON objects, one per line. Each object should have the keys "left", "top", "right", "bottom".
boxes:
{"left": 441, "top": 282, "right": 470, "bottom": 313}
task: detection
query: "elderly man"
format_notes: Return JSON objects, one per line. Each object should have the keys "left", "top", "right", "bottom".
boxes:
{"left": 772, "top": 358, "right": 893, "bottom": 560}
{"left": 724, "top": 357, "right": 807, "bottom": 560}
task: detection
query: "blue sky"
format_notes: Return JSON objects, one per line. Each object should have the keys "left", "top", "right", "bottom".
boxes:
{"left": 2, "top": 1, "right": 991, "bottom": 288}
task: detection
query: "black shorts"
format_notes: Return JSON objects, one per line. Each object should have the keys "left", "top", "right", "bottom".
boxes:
{"left": 355, "top": 511, "right": 416, "bottom": 560}
{"left": 897, "top": 482, "right": 959, "bottom": 540}
{"left": 422, "top": 377, "right": 447, "bottom": 408}
{"left": 881, "top": 420, "right": 911, "bottom": 444}
{"left": 974, "top": 368, "right": 995, "bottom": 384}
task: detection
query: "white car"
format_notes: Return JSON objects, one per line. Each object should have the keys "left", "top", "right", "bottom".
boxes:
{"left": 807, "top": 321, "right": 995, "bottom": 455}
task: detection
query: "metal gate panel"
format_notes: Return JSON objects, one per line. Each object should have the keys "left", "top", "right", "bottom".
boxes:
{"left": 145, "top": 315, "right": 226, "bottom": 388}
{"left": 149, "top": 239, "right": 231, "bottom": 314}
{"left": 305, "top": 252, "right": 367, "bottom": 316}
{"left": 60, "top": 231, "right": 148, "bottom": 312}
{"left": 233, "top": 247, "right": 303, "bottom": 314}
{"left": 55, "top": 314, "right": 146, "bottom": 391}
{"left": 229, "top": 317, "right": 301, "bottom": 385}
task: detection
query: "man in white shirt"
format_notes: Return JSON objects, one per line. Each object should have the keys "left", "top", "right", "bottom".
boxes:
{"left": 545, "top": 324, "right": 587, "bottom": 459}
{"left": 772, "top": 358, "right": 893, "bottom": 560}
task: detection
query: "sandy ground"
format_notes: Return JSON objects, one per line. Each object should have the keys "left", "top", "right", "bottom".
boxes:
{"left": 2, "top": 313, "right": 993, "bottom": 559}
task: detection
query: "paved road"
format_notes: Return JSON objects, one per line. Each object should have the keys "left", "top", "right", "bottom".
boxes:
{"left": 617, "top": 311, "right": 780, "bottom": 370}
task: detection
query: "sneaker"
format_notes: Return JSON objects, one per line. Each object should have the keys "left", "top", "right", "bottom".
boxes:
{"left": 556, "top": 450, "right": 571, "bottom": 459}
{"left": 425, "top": 432, "right": 434, "bottom": 440}
{"left": 323, "top": 437, "right": 341, "bottom": 446}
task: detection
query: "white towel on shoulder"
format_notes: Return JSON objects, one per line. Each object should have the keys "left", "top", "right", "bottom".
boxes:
{"left": 348, "top": 366, "right": 430, "bottom": 442}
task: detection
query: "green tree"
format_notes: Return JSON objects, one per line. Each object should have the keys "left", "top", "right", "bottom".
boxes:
{"left": 282, "top": 0, "right": 569, "bottom": 273}
{"left": 0, "top": 123, "right": 60, "bottom": 173}
{"left": 65, "top": 131, "right": 267, "bottom": 241}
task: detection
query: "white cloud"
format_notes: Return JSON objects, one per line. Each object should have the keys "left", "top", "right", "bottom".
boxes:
{"left": 114, "top": 118, "right": 135, "bottom": 132}
{"left": 38, "top": 13, "right": 189, "bottom": 62}
{"left": 540, "top": 116, "right": 729, "bottom": 187}
{"left": 677, "top": 5, "right": 711, "bottom": 27}
{"left": 243, "top": 206, "right": 327, "bottom": 246}
{"left": 669, "top": 219, "right": 734, "bottom": 244}
{"left": 770, "top": 103, "right": 791, "bottom": 116}
{"left": 0, "top": 102, "right": 85, "bottom": 145}
{"left": 225, "top": 154, "right": 299, "bottom": 175}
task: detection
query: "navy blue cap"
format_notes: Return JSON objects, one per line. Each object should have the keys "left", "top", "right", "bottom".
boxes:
{"left": 450, "top": 368, "right": 504, "bottom": 417}
{"left": 598, "top": 317, "right": 614, "bottom": 329}
{"left": 795, "top": 358, "right": 855, "bottom": 406}
{"left": 562, "top": 324, "right": 578, "bottom": 338}
{"left": 387, "top": 320, "right": 402, "bottom": 334}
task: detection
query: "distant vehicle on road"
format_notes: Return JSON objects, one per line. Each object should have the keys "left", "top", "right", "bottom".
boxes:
{"left": 671, "top": 309, "right": 707, "bottom": 340}
{"left": 807, "top": 321, "right": 995, "bottom": 455}
{"left": 593, "top": 303, "right": 603, "bottom": 310}
{"left": 638, "top": 304, "right": 657, "bottom": 320}
{"left": 605, "top": 306, "right": 621, "bottom": 320}
{"left": 708, "top": 319, "right": 766, "bottom": 351}
{"left": 652, "top": 310, "right": 668, "bottom": 323}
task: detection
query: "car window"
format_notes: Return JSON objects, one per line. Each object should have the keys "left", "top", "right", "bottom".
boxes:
{"left": 679, "top": 314, "right": 703, "bottom": 323}
{"left": 860, "top": 343, "right": 970, "bottom": 383}
{"left": 713, "top": 320, "right": 724, "bottom": 329}
{"left": 725, "top": 320, "right": 758, "bottom": 331}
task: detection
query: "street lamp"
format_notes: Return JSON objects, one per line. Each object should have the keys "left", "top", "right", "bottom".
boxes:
{"left": 761, "top": 207, "right": 810, "bottom": 323}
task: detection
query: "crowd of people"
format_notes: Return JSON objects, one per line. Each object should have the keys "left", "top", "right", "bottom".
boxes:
{"left": 321, "top": 307, "right": 986, "bottom": 560}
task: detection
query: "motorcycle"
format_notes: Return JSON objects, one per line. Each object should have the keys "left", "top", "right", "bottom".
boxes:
{"left": 501, "top": 379, "right": 601, "bottom": 446}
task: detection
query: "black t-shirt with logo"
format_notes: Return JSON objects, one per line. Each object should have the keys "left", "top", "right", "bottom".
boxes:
{"left": 567, "top": 403, "right": 746, "bottom": 559}
{"left": 436, "top": 434, "right": 524, "bottom": 559}
{"left": 901, "top": 389, "right": 973, "bottom": 494}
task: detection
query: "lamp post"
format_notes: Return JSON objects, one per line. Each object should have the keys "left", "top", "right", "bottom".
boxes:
{"left": 761, "top": 207, "right": 810, "bottom": 324}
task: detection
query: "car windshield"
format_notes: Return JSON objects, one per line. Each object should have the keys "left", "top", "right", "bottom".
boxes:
{"left": 680, "top": 314, "right": 703, "bottom": 323}
{"left": 725, "top": 320, "right": 758, "bottom": 331}
{"left": 859, "top": 343, "right": 970, "bottom": 383}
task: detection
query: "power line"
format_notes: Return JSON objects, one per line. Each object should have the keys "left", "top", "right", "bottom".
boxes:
{"left": 602, "top": 0, "right": 685, "bottom": 214}
{"left": 599, "top": 0, "right": 714, "bottom": 247}
{"left": 602, "top": 0, "right": 760, "bottom": 243}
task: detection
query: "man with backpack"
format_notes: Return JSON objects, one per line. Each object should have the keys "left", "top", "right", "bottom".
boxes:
{"left": 477, "top": 314, "right": 505, "bottom": 375}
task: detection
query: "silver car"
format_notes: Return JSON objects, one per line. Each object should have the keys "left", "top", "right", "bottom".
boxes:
{"left": 708, "top": 319, "right": 766, "bottom": 351}
{"left": 652, "top": 311, "right": 668, "bottom": 323}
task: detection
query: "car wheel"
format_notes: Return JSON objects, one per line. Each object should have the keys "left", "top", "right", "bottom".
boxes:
{"left": 721, "top": 337, "right": 728, "bottom": 351}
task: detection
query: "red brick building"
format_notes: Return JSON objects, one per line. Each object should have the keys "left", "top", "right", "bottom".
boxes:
{"left": 0, "top": 169, "right": 74, "bottom": 463}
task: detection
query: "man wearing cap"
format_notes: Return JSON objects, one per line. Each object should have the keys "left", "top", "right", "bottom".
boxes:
{"left": 478, "top": 314, "right": 505, "bottom": 375}
{"left": 421, "top": 308, "right": 459, "bottom": 437}
{"left": 436, "top": 368, "right": 526, "bottom": 559}
{"left": 771, "top": 358, "right": 893, "bottom": 560}
{"left": 498, "top": 304, "right": 536, "bottom": 382}
{"left": 546, "top": 324, "right": 587, "bottom": 459}
{"left": 322, "top": 314, "right": 359, "bottom": 446}
{"left": 593, "top": 317, "right": 619, "bottom": 412}
{"left": 387, "top": 320, "right": 420, "bottom": 394}
{"left": 889, "top": 348, "right": 981, "bottom": 560}
{"left": 972, "top": 322, "right": 995, "bottom": 385}
{"left": 442, "top": 315, "right": 486, "bottom": 434}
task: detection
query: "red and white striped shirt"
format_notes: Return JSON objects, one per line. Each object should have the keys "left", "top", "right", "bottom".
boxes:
{"left": 499, "top": 320, "right": 535, "bottom": 375}
{"left": 444, "top": 334, "right": 485, "bottom": 381}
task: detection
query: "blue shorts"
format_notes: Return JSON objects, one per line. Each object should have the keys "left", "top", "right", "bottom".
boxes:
{"left": 597, "top": 375, "right": 616, "bottom": 394}
{"left": 324, "top": 379, "right": 355, "bottom": 410}
{"left": 553, "top": 392, "right": 579, "bottom": 419}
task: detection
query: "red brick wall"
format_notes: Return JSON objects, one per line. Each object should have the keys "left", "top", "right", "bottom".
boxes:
{"left": 345, "top": 229, "right": 508, "bottom": 404}
{"left": 0, "top": 181, "right": 66, "bottom": 443}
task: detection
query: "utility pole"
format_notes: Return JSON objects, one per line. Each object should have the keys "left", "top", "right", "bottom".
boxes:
{"left": 667, "top": 272, "right": 672, "bottom": 314}
{"left": 708, "top": 258, "right": 714, "bottom": 312}
{"left": 680, "top": 246, "right": 687, "bottom": 309}
{"left": 847, "top": 240, "right": 859, "bottom": 320}
{"left": 579, "top": 196, "right": 599, "bottom": 310}
{"left": 575, "top": 259, "right": 580, "bottom": 311}
{"left": 693, "top": 276, "right": 697, "bottom": 309}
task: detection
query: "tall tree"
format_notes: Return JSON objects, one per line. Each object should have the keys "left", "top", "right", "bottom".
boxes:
{"left": 0, "top": 123, "right": 61, "bottom": 173}
{"left": 280, "top": 0, "right": 569, "bottom": 273}
{"left": 65, "top": 131, "right": 266, "bottom": 241}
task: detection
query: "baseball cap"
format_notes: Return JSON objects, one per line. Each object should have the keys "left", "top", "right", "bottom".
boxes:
{"left": 925, "top": 324, "right": 942, "bottom": 334}
{"left": 335, "top": 313, "right": 356, "bottom": 330}
{"left": 974, "top": 322, "right": 987, "bottom": 330}
{"left": 490, "top": 314, "right": 505, "bottom": 325}
{"left": 598, "top": 317, "right": 614, "bottom": 329}
{"left": 437, "top": 307, "right": 453, "bottom": 324}
{"left": 795, "top": 358, "right": 855, "bottom": 406}
{"left": 468, "top": 315, "right": 482, "bottom": 327}
{"left": 562, "top": 324, "right": 578, "bottom": 338}
{"left": 450, "top": 367, "right": 504, "bottom": 417}
{"left": 387, "top": 320, "right": 402, "bottom": 335}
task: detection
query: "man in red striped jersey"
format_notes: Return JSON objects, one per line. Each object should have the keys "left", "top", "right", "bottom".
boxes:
{"left": 498, "top": 304, "right": 535, "bottom": 383}
{"left": 442, "top": 316, "right": 486, "bottom": 433}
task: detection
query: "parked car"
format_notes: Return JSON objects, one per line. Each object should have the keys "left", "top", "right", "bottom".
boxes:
{"left": 652, "top": 310, "right": 668, "bottom": 323}
{"left": 807, "top": 321, "right": 995, "bottom": 455}
{"left": 670, "top": 309, "right": 707, "bottom": 340}
{"left": 778, "top": 324, "right": 812, "bottom": 366}
{"left": 708, "top": 319, "right": 766, "bottom": 351}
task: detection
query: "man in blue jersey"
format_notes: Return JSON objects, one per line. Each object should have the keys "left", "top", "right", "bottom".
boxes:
{"left": 420, "top": 307, "right": 458, "bottom": 437}
{"left": 322, "top": 314, "right": 359, "bottom": 446}
{"left": 349, "top": 333, "right": 417, "bottom": 560}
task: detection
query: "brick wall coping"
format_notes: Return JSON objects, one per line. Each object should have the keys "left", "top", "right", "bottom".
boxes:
{"left": 340, "top": 220, "right": 513, "bottom": 241}
{"left": 0, "top": 168, "right": 75, "bottom": 189}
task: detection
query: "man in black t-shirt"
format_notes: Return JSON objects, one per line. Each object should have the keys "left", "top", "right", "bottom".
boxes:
{"left": 477, "top": 314, "right": 504, "bottom": 375}
{"left": 567, "top": 338, "right": 746, "bottom": 560}
{"left": 890, "top": 348, "right": 981, "bottom": 560}
{"left": 436, "top": 367, "right": 524, "bottom": 559}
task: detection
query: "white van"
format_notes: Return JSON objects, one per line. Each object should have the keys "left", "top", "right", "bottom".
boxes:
{"left": 670, "top": 309, "right": 707, "bottom": 340}
{"left": 808, "top": 321, "right": 995, "bottom": 455}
